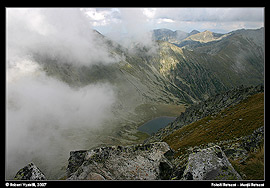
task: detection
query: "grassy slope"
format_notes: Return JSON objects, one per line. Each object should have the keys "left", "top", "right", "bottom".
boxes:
{"left": 163, "top": 93, "right": 264, "bottom": 179}
{"left": 230, "top": 145, "right": 264, "bottom": 180}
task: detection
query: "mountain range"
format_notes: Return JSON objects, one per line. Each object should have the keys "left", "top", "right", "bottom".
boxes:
{"left": 38, "top": 27, "right": 264, "bottom": 104}
{"left": 16, "top": 27, "right": 264, "bottom": 179}
{"left": 34, "top": 27, "right": 264, "bottom": 146}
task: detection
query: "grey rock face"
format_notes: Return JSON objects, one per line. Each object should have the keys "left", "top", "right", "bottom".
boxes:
{"left": 66, "top": 150, "right": 87, "bottom": 178}
{"left": 67, "top": 142, "right": 174, "bottom": 180}
{"left": 182, "top": 146, "right": 241, "bottom": 180}
{"left": 14, "top": 162, "right": 46, "bottom": 180}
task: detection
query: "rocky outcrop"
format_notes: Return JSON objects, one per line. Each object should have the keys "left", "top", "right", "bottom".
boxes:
{"left": 65, "top": 142, "right": 242, "bottom": 180}
{"left": 66, "top": 142, "right": 174, "bottom": 180}
{"left": 182, "top": 146, "right": 241, "bottom": 180}
{"left": 14, "top": 162, "right": 46, "bottom": 180}
{"left": 13, "top": 143, "right": 246, "bottom": 180}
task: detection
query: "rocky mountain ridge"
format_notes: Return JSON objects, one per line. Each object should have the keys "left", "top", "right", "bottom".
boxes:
{"left": 152, "top": 28, "right": 200, "bottom": 44}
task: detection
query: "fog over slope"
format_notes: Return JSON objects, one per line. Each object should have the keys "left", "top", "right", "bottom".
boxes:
{"left": 6, "top": 8, "right": 118, "bottom": 179}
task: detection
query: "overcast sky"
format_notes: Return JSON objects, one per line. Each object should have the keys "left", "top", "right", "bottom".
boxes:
{"left": 81, "top": 8, "right": 264, "bottom": 35}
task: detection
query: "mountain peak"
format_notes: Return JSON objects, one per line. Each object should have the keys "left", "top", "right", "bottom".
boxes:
{"left": 183, "top": 30, "right": 227, "bottom": 43}
{"left": 152, "top": 29, "right": 189, "bottom": 43}
{"left": 189, "top": 30, "right": 200, "bottom": 35}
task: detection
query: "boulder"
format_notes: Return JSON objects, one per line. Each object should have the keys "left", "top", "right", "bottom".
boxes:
{"left": 14, "top": 162, "right": 46, "bottom": 180}
{"left": 182, "top": 145, "right": 241, "bottom": 180}
{"left": 67, "top": 142, "right": 174, "bottom": 180}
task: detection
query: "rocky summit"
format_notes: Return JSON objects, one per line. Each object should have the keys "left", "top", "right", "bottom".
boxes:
{"left": 65, "top": 142, "right": 243, "bottom": 180}
{"left": 14, "top": 143, "right": 242, "bottom": 181}
{"left": 66, "top": 142, "right": 174, "bottom": 180}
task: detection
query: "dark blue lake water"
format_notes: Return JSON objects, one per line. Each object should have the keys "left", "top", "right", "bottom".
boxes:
{"left": 138, "top": 116, "right": 177, "bottom": 135}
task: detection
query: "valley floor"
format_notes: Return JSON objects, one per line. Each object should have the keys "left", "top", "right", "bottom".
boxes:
{"left": 103, "top": 103, "right": 187, "bottom": 146}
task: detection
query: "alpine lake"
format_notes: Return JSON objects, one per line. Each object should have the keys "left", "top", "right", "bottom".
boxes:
{"left": 137, "top": 116, "right": 177, "bottom": 135}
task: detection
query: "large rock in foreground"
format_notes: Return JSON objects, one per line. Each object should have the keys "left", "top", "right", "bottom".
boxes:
{"left": 67, "top": 142, "right": 174, "bottom": 180}
{"left": 14, "top": 162, "right": 46, "bottom": 180}
{"left": 182, "top": 145, "right": 241, "bottom": 180}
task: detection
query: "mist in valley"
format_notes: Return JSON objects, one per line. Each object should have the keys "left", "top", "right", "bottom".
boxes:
{"left": 6, "top": 8, "right": 121, "bottom": 179}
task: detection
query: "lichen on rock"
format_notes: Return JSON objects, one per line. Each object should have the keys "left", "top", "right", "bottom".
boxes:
{"left": 182, "top": 145, "right": 241, "bottom": 180}
{"left": 14, "top": 162, "right": 46, "bottom": 180}
{"left": 66, "top": 142, "right": 174, "bottom": 180}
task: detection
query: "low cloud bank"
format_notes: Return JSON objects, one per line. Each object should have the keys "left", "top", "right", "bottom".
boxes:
{"left": 6, "top": 8, "right": 117, "bottom": 179}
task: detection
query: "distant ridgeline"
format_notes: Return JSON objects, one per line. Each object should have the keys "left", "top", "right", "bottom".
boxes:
{"left": 37, "top": 28, "right": 264, "bottom": 106}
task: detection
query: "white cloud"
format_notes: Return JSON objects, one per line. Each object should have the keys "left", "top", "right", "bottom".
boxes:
{"left": 142, "top": 8, "right": 156, "bottom": 19}
{"left": 157, "top": 18, "right": 175, "bottom": 24}
{"left": 82, "top": 8, "right": 110, "bottom": 26}
{"left": 84, "top": 8, "right": 106, "bottom": 21}
{"left": 7, "top": 8, "right": 119, "bottom": 67}
{"left": 81, "top": 8, "right": 121, "bottom": 27}
{"left": 7, "top": 64, "right": 116, "bottom": 178}
{"left": 103, "top": 8, "right": 158, "bottom": 49}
